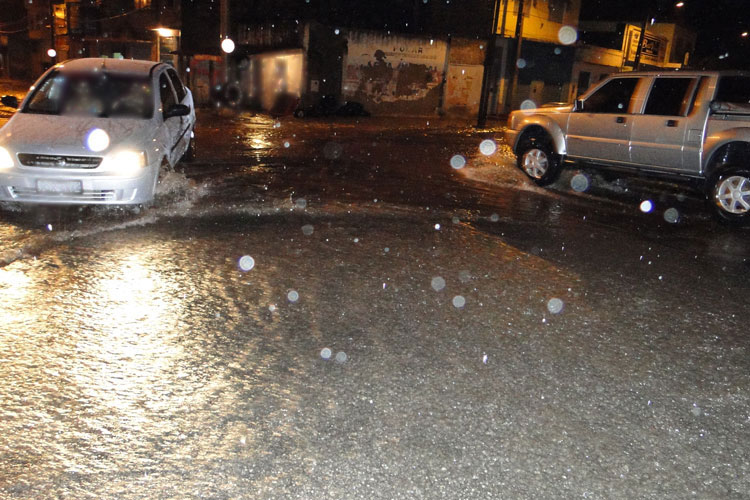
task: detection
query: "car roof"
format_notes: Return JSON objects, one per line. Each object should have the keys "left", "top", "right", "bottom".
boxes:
{"left": 54, "top": 58, "right": 162, "bottom": 76}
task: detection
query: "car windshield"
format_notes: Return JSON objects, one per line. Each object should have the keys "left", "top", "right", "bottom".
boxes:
{"left": 23, "top": 70, "right": 153, "bottom": 119}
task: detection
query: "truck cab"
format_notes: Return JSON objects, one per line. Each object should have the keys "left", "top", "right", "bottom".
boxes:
{"left": 504, "top": 71, "right": 750, "bottom": 223}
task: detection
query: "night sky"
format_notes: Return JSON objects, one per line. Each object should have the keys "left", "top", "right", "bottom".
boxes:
{"left": 3, "top": 0, "right": 750, "bottom": 70}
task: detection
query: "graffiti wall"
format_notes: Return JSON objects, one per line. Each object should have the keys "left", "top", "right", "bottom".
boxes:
{"left": 343, "top": 31, "right": 447, "bottom": 115}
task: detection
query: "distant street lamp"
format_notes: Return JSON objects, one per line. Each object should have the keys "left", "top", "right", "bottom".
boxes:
{"left": 743, "top": 32, "right": 749, "bottom": 38}
{"left": 675, "top": 2, "right": 684, "bottom": 7}
{"left": 221, "top": 38, "right": 235, "bottom": 54}
{"left": 47, "top": 48, "right": 57, "bottom": 58}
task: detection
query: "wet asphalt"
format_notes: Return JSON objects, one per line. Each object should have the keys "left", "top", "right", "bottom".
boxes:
{"left": 0, "top": 105, "right": 749, "bottom": 499}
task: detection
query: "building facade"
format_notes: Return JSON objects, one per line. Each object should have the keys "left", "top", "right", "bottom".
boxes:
{"left": 575, "top": 21, "right": 696, "bottom": 96}
{"left": 11, "top": 0, "right": 181, "bottom": 79}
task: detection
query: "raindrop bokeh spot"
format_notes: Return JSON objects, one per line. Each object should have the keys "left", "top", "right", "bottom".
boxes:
{"left": 558, "top": 25, "right": 578, "bottom": 45}
{"left": 452, "top": 295, "right": 466, "bottom": 308}
{"left": 450, "top": 154, "right": 466, "bottom": 169}
{"left": 287, "top": 290, "right": 300, "bottom": 302}
{"left": 85, "top": 128, "right": 110, "bottom": 152}
{"left": 570, "top": 173, "right": 590, "bottom": 192}
{"left": 479, "top": 139, "right": 497, "bottom": 156}
{"left": 431, "top": 276, "right": 446, "bottom": 291}
{"left": 520, "top": 99, "right": 537, "bottom": 111}
{"left": 664, "top": 207, "right": 680, "bottom": 224}
{"left": 238, "top": 255, "right": 255, "bottom": 272}
{"left": 547, "top": 298, "right": 564, "bottom": 314}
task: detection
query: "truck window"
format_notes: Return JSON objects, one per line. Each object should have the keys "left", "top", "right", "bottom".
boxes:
{"left": 583, "top": 77, "right": 639, "bottom": 113}
{"left": 715, "top": 76, "right": 750, "bottom": 104}
{"left": 644, "top": 77, "right": 696, "bottom": 116}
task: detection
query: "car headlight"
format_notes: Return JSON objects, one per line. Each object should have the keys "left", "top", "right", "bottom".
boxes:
{"left": 100, "top": 150, "right": 146, "bottom": 175}
{"left": 0, "top": 146, "right": 14, "bottom": 169}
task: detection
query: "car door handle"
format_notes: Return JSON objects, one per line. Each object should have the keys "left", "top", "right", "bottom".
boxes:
{"left": 666, "top": 119, "right": 678, "bottom": 127}
{"left": 616, "top": 116, "right": 626, "bottom": 123}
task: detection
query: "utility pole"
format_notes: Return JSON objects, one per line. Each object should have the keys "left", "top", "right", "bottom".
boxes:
{"left": 632, "top": 17, "right": 649, "bottom": 71}
{"left": 503, "top": 0, "right": 525, "bottom": 112}
{"left": 220, "top": 0, "right": 229, "bottom": 80}
{"left": 499, "top": 0, "right": 510, "bottom": 37}
{"left": 48, "top": 0, "right": 56, "bottom": 64}
{"left": 476, "top": 0, "right": 503, "bottom": 128}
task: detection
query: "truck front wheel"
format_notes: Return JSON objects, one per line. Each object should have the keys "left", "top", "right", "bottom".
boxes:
{"left": 517, "top": 137, "right": 561, "bottom": 186}
{"left": 707, "top": 166, "right": 750, "bottom": 224}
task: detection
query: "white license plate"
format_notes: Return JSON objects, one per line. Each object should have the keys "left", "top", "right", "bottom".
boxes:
{"left": 37, "top": 180, "right": 83, "bottom": 194}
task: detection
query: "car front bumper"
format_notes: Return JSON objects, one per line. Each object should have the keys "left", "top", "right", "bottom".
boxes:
{"left": 0, "top": 165, "right": 158, "bottom": 205}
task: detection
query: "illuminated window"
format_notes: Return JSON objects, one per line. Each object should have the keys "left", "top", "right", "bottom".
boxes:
{"left": 134, "top": 0, "right": 151, "bottom": 8}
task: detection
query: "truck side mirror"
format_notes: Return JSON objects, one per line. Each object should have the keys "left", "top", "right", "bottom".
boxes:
{"left": 575, "top": 98, "right": 584, "bottom": 112}
{"left": 1, "top": 95, "right": 19, "bottom": 109}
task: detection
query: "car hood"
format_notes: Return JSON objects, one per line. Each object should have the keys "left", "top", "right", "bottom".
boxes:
{"left": 512, "top": 104, "right": 574, "bottom": 116}
{"left": 508, "top": 104, "right": 574, "bottom": 130}
{"left": 0, "top": 113, "right": 155, "bottom": 157}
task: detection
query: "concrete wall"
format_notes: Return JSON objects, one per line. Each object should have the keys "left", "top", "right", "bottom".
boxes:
{"left": 444, "top": 65, "right": 483, "bottom": 116}
{"left": 444, "top": 39, "right": 486, "bottom": 116}
{"left": 342, "top": 31, "right": 447, "bottom": 115}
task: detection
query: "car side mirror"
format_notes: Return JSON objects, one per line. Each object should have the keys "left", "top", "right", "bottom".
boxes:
{"left": 1, "top": 95, "right": 19, "bottom": 109}
{"left": 575, "top": 98, "right": 584, "bottom": 112}
{"left": 164, "top": 103, "right": 190, "bottom": 119}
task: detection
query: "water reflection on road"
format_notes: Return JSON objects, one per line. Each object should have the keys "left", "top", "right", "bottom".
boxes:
{"left": 0, "top": 207, "right": 588, "bottom": 498}
{"left": 1, "top": 111, "right": 749, "bottom": 498}
{"left": 1, "top": 223, "right": 299, "bottom": 496}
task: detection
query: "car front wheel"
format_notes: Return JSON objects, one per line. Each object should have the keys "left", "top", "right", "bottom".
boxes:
{"left": 707, "top": 166, "right": 750, "bottom": 224}
{"left": 516, "top": 137, "right": 561, "bottom": 186}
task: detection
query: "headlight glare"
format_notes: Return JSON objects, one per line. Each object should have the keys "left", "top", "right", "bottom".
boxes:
{"left": 0, "top": 146, "right": 13, "bottom": 169}
{"left": 101, "top": 150, "right": 146, "bottom": 175}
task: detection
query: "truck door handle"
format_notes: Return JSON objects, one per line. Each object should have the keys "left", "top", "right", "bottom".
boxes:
{"left": 666, "top": 119, "right": 678, "bottom": 127}
{"left": 616, "top": 116, "right": 626, "bottom": 123}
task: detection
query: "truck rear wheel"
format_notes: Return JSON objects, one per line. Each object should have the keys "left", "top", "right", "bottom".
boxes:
{"left": 516, "top": 137, "right": 561, "bottom": 186}
{"left": 707, "top": 166, "right": 750, "bottom": 224}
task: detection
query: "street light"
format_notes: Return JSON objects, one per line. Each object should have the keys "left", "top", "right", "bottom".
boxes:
{"left": 675, "top": 2, "right": 685, "bottom": 7}
{"left": 47, "top": 48, "right": 57, "bottom": 58}
{"left": 221, "top": 37, "right": 235, "bottom": 54}
{"left": 156, "top": 27, "right": 175, "bottom": 38}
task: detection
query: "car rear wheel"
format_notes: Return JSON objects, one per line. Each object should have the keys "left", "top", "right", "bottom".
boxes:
{"left": 707, "top": 166, "right": 750, "bottom": 224}
{"left": 516, "top": 137, "right": 561, "bottom": 186}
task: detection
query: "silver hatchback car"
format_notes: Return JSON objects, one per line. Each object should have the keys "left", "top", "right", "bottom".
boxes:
{"left": 0, "top": 58, "right": 196, "bottom": 205}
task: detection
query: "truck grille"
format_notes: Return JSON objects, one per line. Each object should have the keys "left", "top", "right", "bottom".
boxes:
{"left": 17, "top": 153, "right": 102, "bottom": 169}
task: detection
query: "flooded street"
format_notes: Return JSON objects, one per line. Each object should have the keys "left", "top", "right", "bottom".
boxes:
{"left": 1, "top": 108, "right": 749, "bottom": 499}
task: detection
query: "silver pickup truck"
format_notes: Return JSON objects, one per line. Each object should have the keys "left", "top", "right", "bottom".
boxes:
{"left": 504, "top": 71, "right": 750, "bottom": 223}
